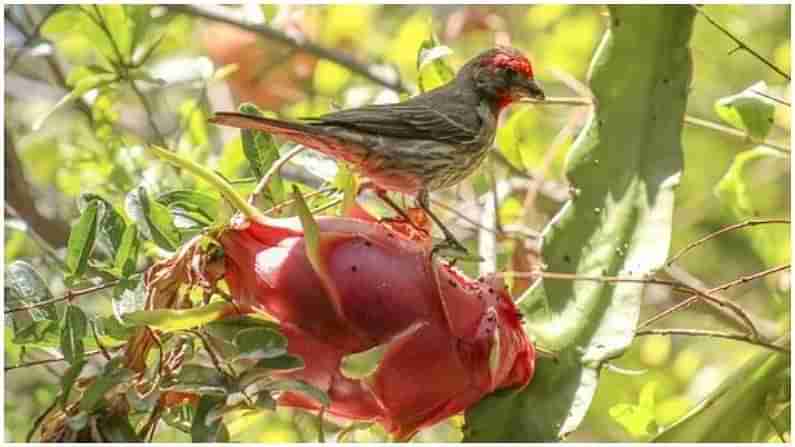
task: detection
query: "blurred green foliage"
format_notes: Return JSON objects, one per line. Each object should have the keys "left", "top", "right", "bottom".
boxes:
{"left": 4, "top": 4, "right": 790, "bottom": 442}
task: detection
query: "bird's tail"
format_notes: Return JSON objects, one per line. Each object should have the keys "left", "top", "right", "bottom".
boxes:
{"left": 209, "top": 112, "right": 366, "bottom": 165}
{"left": 209, "top": 112, "right": 319, "bottom": 138}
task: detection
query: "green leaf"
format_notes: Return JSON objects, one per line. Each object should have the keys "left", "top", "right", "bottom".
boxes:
{"left": 144, "top": 145, "right": 265, "bottom": 223}
{"left": 80, "top": 194, "right": 127, "bottom": 259}
{"left": 205, "top": 316, "right": 281, "bottom": 342}
{"left": 333, "top": 164, "right": 358, "bottom": 216}
{"left": 157, "top": 189, "right": 220, "bottom": 224}
{"left": 714, "top": 81, "right": 776, "bottom": 140}
{"left": 268, "top": 379, "right": 330, "bottom": 407}
{"left": 97, "top": 5, "right": 133, "bottom": 61}
{"left": 609, "top": 382, "right": 659, "bottom": 439}
{"left": 715, "top": 146, "right": 787, "bottom": 217}
{"left": 60, "top": 305, "right": 89, "bottom": 364}
{"left": 126, "top": 186, "right": 181, "bottom": 252}
{"left": 60, "top": 359, "right": 87, "bottom": 409}
{"left": 32, "top": 71, "right": 118, "bottom": 131}
{"left": 714, "top": 146, "right": 789, "bottom": 266}
{"left": 192, "top": 395, "right": 229, "bottom": 442}
{"left": 112, "top": 279, "right": 146, "bottom": 322}
{"left": 465, "top": 6, "right": 694, "bottom": 441}
{"left": 340, "top": 344, "right": 385, "bottom": 379}
{"left": 100, "top": 414, "right": 143, "bottom": 442}
{"left": 5, "top": 261, "right": 58, "bottom": 329}
{"left": 123, "top": 301, "right": 233, "bottom": 333}
{"left": 235, "top": 327, "right": 288, "bottom": 361}
{"left": 654, "top": 349, "right": 788, "bottom": 442}
{"left": 416, "top": 33, "right": 454, "bottom": 93}
{"left": 65, "top": 200, "right": 100, "bottom": 280}
{"left": 255, "top": 354, "right": 305, "bottom": 371}
{"left": 113, "top": 224, "right": 139, "bottom": 277}
{"left": 166, "top": 364, "right": 228, "bottom": 396}
{"left": 238, "top": 103, "right": 284, "bottom": 205}
{"left": 79, "top": 362, "right": 134, "bottom": 412}
{"left": 13, "top": 320, "right": 61, "bottom": 346}
{"left": 292, "top": 186, "right": 322, "bottom": 275}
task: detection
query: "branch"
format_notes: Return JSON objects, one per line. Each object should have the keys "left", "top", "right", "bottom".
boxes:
{"left": 684, "top": 115, "right": 790, "bottom": 154}
{"left": 639, "top": 264, "right": 790, "bottom": 330}
{"left": 507, "top": 270, "right": 761, "bottom": 339}
{"left": 249, "top": 146, "right": 306, "bottom": 206}
{"left": 694, "top": 6, "right": 791, "bottom": 81}
{"left": 168, "top": 4, "right": 409, "bottom": 94}
{"left": 635, "top": 328, "right": 790, "bottom": 354}
{"left": 5, "top": 346, "right": 122, "bottom": 372}
{"left": 130, "top": 80, "right": 166, "bottom": 146}
{"left": 4, "top": 279, "right": 121, "bottom": 314}
{"left": 752, "top": 89, "right": 790, "bottom": 107}
{"left": 5, "top": 5, "right": 63, "bottom": 73}
{"left": 517, "top": 95, "right": 791, "bottom": 153}
{"left": 667, "top": 218, "right": 791, "bottom": 266}
{"left": 4, "top": 127, "right": 71, "bottom": 247}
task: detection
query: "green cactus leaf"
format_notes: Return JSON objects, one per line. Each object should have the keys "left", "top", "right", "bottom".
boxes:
{"left": 465, "top": 5, "right": 694, "bottom": 441}
{"left": 654, "top": 348, "right": 788, "bottom": 442}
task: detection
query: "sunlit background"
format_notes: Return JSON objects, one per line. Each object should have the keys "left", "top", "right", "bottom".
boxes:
{"left": 4, "top": 4, "right": 790, "bottom": 442}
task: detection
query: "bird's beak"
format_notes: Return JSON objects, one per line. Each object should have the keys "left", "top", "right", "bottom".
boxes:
{"left": 520, "top": 78, "right": 545, "bottom": 101}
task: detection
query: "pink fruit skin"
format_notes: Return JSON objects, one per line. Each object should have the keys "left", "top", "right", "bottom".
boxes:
{"left": 220, "top": 210, "right": 534, "bottom": 440}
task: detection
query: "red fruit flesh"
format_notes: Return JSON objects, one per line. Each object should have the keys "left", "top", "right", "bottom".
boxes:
{"left": 220, "top": 212, "right": 534, "bottom": 440}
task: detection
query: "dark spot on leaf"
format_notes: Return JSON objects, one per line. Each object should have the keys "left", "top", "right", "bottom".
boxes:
{"left": 613, "top": 18, "right": 621, "bottom": 27}
{"left": 351, "top": 266, "right": 358, "bottom": 272}
{"left": 662, "top": 78, "right": 670, "bottom": 84}
{"left": 364, "top": 240, "right": 372, "bottom": 247}
{"left": 563, "top": 255, "right": 572, "bottom": 263}
{"left": 488, "top": 288, "right": 494, "bottom": 294}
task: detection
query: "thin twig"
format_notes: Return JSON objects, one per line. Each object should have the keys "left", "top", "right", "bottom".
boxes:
{"left": 431, "top": 198, "right": 539, "bottom": 240}
{"left": 168, "top": 4, "right": 408, "bottom": 93}
{"left": 90, "top": 321, "right": 112, "bottom": 361}
{"left": 6, "top": 5, "right": 63, "bottom": 73}
{"left": 519, "top": 94, "right": 791, "bottom": 153}
{"left": 663, "top": 265, "right": 756, "bottom": 334}
{"left": 694, "top": 6, "right": 791, "bottom": 81}
{"left": 752, "top": 89, "right": 791, "bottom": 107}
{"left": 639, "top": 264, "right": 790, "bottom": 330}
{"left": 635, "top": 328, "right": 790, "bottom": 354}
{"left": 5, "top": 279, "right": 121, "bottom": 314}
{"left": 188, "top": 329, "right": 236, "bottom": 378}
{"left": 520, "top": 96, "right": 592, "bottom": 107}
{"left": 684, "top": 115, "right": 790, "bottom": 153}
{"left": 5, "top": 346, "right": 123, "bottom": 372}
{"left": 263, "top": 186, "right": 338, "bottom": 215}
{"left": 130, "top": 80, "right": 167, "bottom": 146}
{"left": 667, "top": 218, "right": 790, "bottom": 265}
{"left": 249, "top": 146, "right": 306, "bottom": 205}
{"left": 26, "top": 395, "right": 59, "bottom": 442}
{"left": 508, "top": 270, "right": 761, "bottom": 339}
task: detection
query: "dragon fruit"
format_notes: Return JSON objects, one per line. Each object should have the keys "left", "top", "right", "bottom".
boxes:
{"left": 219, "top": 203, "right": 535, "bottom": 440}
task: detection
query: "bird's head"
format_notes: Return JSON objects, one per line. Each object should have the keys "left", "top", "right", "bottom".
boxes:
{"left": 461, "top": 46, "right": 545, "bottom": 111}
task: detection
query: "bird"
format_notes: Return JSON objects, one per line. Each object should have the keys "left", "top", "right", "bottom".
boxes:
{"left": 209, "top": 46, "right": 544, "bottom": 258}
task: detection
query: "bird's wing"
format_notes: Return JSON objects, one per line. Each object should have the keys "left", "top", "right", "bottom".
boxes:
{"left": 307, "top": 102, "right": 482, "bottom": 145}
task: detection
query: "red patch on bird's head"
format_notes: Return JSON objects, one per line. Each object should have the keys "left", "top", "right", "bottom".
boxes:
{"left": 487, "top": 48, "right": 534, "bottom": 79}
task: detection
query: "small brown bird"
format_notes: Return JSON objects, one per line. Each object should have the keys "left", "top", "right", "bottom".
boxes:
{"left": 210, "top": 46, "right": 544, "bottom": 256}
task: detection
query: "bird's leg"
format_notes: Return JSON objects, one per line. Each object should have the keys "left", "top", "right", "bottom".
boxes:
{"left": 374, "top": 188, "right": 417, "bottom": 227}
{"left": 417, "top": 191, "right": 482, "bottom": 262}
{"left": 360, "top": 183, "right": 426, "bottom": 234}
